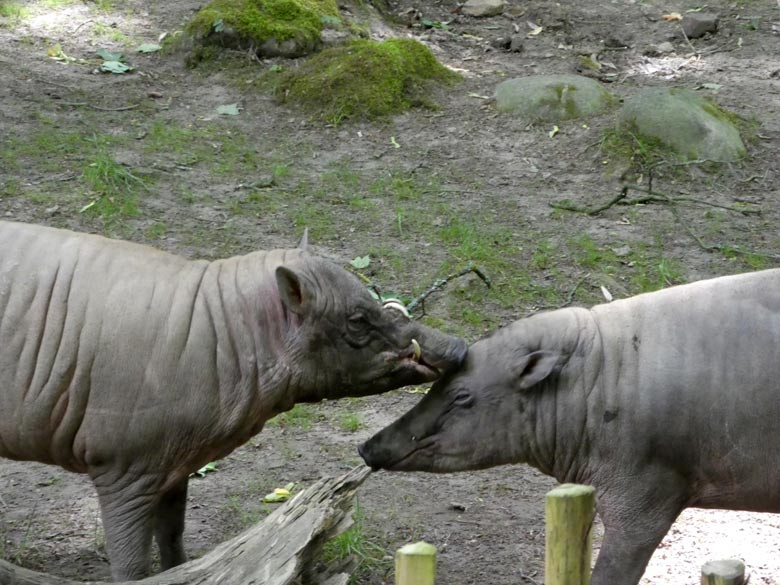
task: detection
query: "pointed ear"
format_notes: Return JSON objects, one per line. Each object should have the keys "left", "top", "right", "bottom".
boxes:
{"left": 515, "top": 350, "right": 560, "bottom": 391}
{"left": 276, "top": 266, "right": 307, "bottom": 315}
{"left": 298, "top": 228, "right": 309, "bottom": 251}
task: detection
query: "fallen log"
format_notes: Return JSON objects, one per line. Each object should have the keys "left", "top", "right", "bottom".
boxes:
{"left": 0, "top": 466, "right": 371, "bottom": 585}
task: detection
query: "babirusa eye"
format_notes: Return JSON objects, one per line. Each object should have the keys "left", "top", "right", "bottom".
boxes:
{"left": 454, "top": 391, "right": 473, "bottom": 407}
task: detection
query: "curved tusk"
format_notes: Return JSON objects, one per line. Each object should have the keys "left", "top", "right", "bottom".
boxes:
{"left": 411, "top": 339, "right": 421, "bottom": 362}
{"left": 383, "top": 299, "right": 410, "bottom": 318}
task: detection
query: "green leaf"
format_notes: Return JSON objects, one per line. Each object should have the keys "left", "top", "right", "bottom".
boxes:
{"left": 100, "top": 60, "right": 134, "bottom": 74}
{"left": 262, "top": 486, "right": 293, "bottom": 503}
{"left": 212, "top": 18, "right": 224, "bottom": 32}
{"left": 96, "top": 48, "right": 123, "bottom": 62}
{"left": 191, "top": 461, "right": 218, "bottom": 478}
{"left": 137, "top": 43, "right": 162, "bottom": 53}
{"left": 350, "top": 255, "right": 370, "bottom": 269}
{"left": 320, "top": 15, "right": 342, "bottom": 25}
{"left": 216, "top": 103, "right": 240, "bottom": 116}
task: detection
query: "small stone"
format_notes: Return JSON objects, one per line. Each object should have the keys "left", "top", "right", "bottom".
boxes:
{"left": 643, "top": 41, "right": 675, "bottom": 56}
{"left": 490, "top": 36, "right": 511, "bottom": 50}
{"left": 603, "top": 35, "right": 630, "bottom": 49}
{"left": 612, "top": 245, "right": 631, "bottom": 258}
{"left": 509, "top": 35, "right": 525, "bottom": 52}
{"left": 462, "top": 0, "right": 506, "bottom": 18}
{"left": 682, "top": 12, "right": 719, "bottom": 39}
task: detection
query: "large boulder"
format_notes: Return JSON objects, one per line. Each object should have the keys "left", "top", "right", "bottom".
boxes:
{"left": 495, "top": 74, "right": 613, "bottom": 122}
{"left": 618, "top": 87, "right": 746, "bottom": 161}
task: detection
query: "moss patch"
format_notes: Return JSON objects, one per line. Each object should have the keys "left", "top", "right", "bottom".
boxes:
{"left": 187, "top": 0, "right": 339, "bottom": 57}
{"left": 272, "top": 38, "right": 460, "bottom": 121}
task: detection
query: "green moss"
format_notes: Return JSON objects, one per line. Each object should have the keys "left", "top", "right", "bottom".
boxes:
{"left": 188, "top": 0, "right": 338, "bottom": 55}
{"left": 273, "top": 38, "right": 460, "bottom": 121}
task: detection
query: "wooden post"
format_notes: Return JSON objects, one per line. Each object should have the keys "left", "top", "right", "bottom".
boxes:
{"left": 395, "top": 541, "right": 436, "bottom": 585}
{"left": 545, "top": 483, "right": 596, "bottom": 585}
{"left": 701, "top": 559, "right": 745, "bottom": 585}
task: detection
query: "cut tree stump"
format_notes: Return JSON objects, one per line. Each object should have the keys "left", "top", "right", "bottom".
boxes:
{"left": 0, "top": 466, "right": 371, "bottom": 585}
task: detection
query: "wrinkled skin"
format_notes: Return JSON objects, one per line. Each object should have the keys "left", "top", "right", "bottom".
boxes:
{"left": 0, "top": 221, "right": 466, "bottom": 581}
{"left": 360, "top": 269, "right": 780, "bottom": 585}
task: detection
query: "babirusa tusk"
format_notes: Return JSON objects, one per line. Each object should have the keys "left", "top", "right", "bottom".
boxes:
{"left": 383, "top": 299, "right": 410, "bottom": 318}
{"left": 411, "top": 339, "right": 421, "bottom": 362}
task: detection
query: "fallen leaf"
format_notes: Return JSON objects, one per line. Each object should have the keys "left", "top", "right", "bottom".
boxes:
{"left": 526, "top": 21, "right": 543, "bottom": 36}
{"left": 96, "top": 48, "right": 124, "bottom": 62}
{"left": 350, "top": 255, "right": 371, "bottom": 269}
{"left": 697, "top": 82, "right": 722, "bottom": 91}
{"left": 548, "top": 125, "right": 559, "bottom": 138}
{"left": 600, "top": 285, "right": 613, "bottom": 302}
{"left": 262, "top": 484, "right": 295, "bottom": 503}
{"left": 390, "top": 136, "right": 401, "bottom": 148}
{"left": 191, "top": 462, "right": 218, "bottom": 478}
{"left": 216, "top": 103, "right": 240, "bottom": 116}
{"left": 100, "top": 60, "right": 133, "bottom": 74}
{"left": 137, "top": 43, "right": 162, "bottom": 53}
{"left": 662, "top": 12, "right": 683, "bottom": 21}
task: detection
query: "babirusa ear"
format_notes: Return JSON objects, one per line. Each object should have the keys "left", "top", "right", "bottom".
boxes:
{"left": 298, "top": 228, "right": 309, "bottom": 251}
{"left": 516, "top": 350, "right": 560, "bottom": 390}
{"left": 276, "top": 266, "right": 307, "bottom": 315}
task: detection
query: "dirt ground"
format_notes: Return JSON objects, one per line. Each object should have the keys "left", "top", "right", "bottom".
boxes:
{"left": 1, "top": 0, "right": 780, "bottom": 583}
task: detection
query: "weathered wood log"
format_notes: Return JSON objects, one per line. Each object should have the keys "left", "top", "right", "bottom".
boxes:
{"left": 0, "top": 466, "right": 371, "bottom": 585}
{"left": 544, "top": 483, "right": 596, "bottom": 585}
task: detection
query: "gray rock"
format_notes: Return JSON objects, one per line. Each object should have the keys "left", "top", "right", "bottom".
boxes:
{"left": 320, "top": 28, "right": 351, "bottom": 48}
{"left": 462, "top": 0, "right": 506, "bottom": 18}
{"left": 495, "top": 74, "right": 614, "bottom": 121}
{"left": 618, "top": 87, "right": 745, "bottom": 162}
{"left": 490, "top": 36, "right": 511, "bottom": 50}
{"left": 509, "top": 35, "right": 524, "bottom": 52}
{"left": 643, "top": 41, "right": 675, "bottom": 56}
{"left": 682, "top": 12, "right": 719, "bottom": 38}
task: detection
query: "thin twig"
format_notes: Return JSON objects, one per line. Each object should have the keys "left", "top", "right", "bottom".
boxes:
{"left": 550, "top": 190, "right": 628, "bottom": 216}
{"left": 519, "top": 570, "right": 542, "bottom": 585}
{"left": 524, "top": 274, "right": 589, "bottom": 316}
{"left": 668, "top": 205, "right": 780, "bottom": 260}
{"left": 58, "top": 101, "right": 141, "bottom": 112}
{"left": 552, "top": 185, "right": 760, "bottom": 216}
{"left": 34, "top": 77, "right": 79, "bottom": 92}
{"left": 623, "top": 185, "right": 761, "bottom": 215}
{"left": 72, "top": 18, "right": 94, "bottom": 34}
{"left": 407, "top": 265, "right": 491, "bottom": 314}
